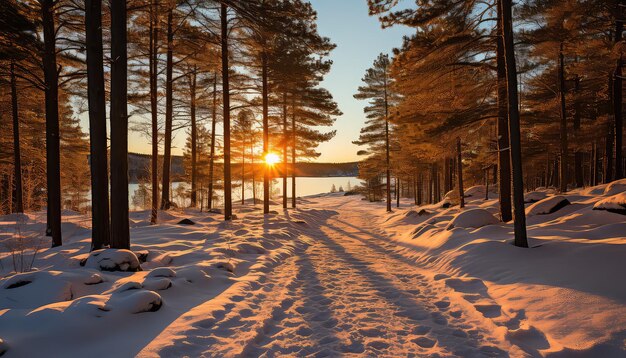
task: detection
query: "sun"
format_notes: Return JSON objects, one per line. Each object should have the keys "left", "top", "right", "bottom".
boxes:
{"left": 264, "top": 153, "right": 280, "bottom": 166}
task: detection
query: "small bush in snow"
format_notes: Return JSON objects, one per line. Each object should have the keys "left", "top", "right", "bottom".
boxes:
{"left": 1, "top": 216, "right": 46, "bottom": 273}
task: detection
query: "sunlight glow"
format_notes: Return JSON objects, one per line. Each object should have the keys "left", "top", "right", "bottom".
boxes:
{"left": 265, "top": 153, "right": 280, "bottom": 166}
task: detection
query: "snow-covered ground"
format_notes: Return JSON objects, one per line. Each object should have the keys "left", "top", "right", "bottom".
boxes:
{"left": 1, "top": 181, "right": 625, "bottom": 357}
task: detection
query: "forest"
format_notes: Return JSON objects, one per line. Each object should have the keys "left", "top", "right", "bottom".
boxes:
{"left": 0, "top": 0, "right": 625, "bottom": 357}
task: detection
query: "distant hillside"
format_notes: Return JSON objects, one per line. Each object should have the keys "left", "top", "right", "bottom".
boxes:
{"left": 128, "top": 153, "right": 359, "bottom": 183}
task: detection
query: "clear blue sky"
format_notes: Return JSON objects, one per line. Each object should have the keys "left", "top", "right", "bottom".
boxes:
{"left": 309, "top": 0, "right": 412, "bottom": 162}
{"left": 116, "top": 0, "right": 413, "bottom": 162}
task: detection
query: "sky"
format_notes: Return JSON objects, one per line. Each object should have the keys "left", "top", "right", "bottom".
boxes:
{"left": 118, "top": 0, "right": 413, "bottom": 163}
{"left": 302, "top": 0, "right": 412, "bottom": 162}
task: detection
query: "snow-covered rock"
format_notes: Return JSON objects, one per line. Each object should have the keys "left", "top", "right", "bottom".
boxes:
{"left": 603, "top": 178, "right": 626, "bottom": 196}
{"left": 446, "top": 209, "right": 499, "bottom": 230}
{"left": 142, "top": 278, "right": 172, "bottom": 291}
{"left": 525, "top": 195, "right": 571, "bottom": 216}
{"left": 147, "top": 267, "right": 176, "bottom": 278}
{"left": 0, "top": 338, "right": 7, "bottom": 356}
{"left": 593, "top": 192, "right": 626, "bottom": 215}
{"left": 108, "top": 290, "right": 163, "bottom": 314}
{"left": 524, "top": 191, "right": 548, "bottom": 203}
{"left": 464, "top": 185, "right": 486, "bottom": 198}
{"left": 84, "top": 249, "right": 142, "bottom": 272}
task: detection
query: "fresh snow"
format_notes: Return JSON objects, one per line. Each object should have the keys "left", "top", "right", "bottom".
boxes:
{"left": 0, "top": 182, "right": 625, "bottom": 357}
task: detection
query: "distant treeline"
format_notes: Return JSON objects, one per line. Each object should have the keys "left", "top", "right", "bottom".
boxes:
{"left": 128, "top": 153, "right": 358, "bottom": 183}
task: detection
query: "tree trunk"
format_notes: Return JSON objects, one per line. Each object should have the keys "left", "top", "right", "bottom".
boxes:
{"left": 85, "top": 0, "right": 110, "bottom": 249}
{"left": 291, "top": 99, "right": 297, "bottom": 208}
{"left": 417, "top": 172, "right": 423, "bottom": 205}
{"left": 251, "top": 141, "right": 256, "bottom": 204}
{"left": 149, "top": 0, "right": 159, "bottom": 224}
{"left": 457, "top": 138, "right": 465, "bottom": 208}
{"left": 190, "top": 68, "right": 198, "bottom": 208}
{"left": 496, "top": 11, "right": 512, "bottom": 221}
{"left": 161, "top": 3, "right": 174, "bottom": 210}
{"left": 221, "top": 4, "right": 233, "bottom": 220}
{"left": 110, "top": 0, "right": 130, "bottom": 249}
{"left": 500, "top": 0, "right": 529, "bottom": 248}
{"left": 592, "top": 141, "right": 598, "bottom": 186}
{"left": 208, "top": 73, "right": 217, "bottom": 210}
{"left": 614, "top": 1, "right": 623, "bottom": 179}
{"left": 41, "top": 0, "right": 62, "bottom": 247}
{"left": 262, "top": 51, "right": 270, "bottom": 214}
{"left": 396, "top": 177, "right": 400, "bottom": 208}
{"left": 558, "top": 42, "right": 568, "bottom": 193}
{"left": 572, "top": 75, "right": 584, "bottom": 187}
{"left": 10, "top": 61, "right": 24, "bottom": 214}
{"left": 282, "top": 92, "right": 288, "bottom": 209}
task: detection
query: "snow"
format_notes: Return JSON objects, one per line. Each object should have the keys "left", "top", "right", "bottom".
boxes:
{"left": 593, "top": 192, "right": 626, "bottom": 214}
{"left": 445, "top": 208, "right": 500, "bottom": 230}
{"left": 0, "top": 182, "right": 625, "bottom": 356}
{"left": 524, "top": 190, "right": 549, "bottom": 203}
{"left": 84, "top": 249, "right": 142, "bottom": 272}
{"left": 525, "top": 195, "right": 571, "bottom": 216}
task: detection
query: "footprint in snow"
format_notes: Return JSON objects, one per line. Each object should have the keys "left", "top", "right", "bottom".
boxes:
{"left": 412, "top": 336, "right": 437, "bottom": 348}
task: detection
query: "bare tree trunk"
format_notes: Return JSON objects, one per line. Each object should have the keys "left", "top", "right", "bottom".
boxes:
{"left": 41, "top": 0, "right": 62, "bottom": 247}
{"left": 10, "top": 61, "right": 24, "bottom": 214}
{"left": 291, "top": 98, "right": 296, "bottom": 208}
{"left": 282, "top": 92, "right": 288, "bottom": 209}
{"left": 208, "top": 73, "right": 217, "bottom": 210}
{"left": 592, "top": 141, "right": 598, "bottom": 186}
{"left": 149, "top": 0, "right": 159, "bottom": 224}
{"left": 110, "top": 0, "right": 130, "bottom": 249}
{"left": 457, "top": 138, "right": 465, "bottom": 208}
{"left": 614, "top": 1, "right": 624, "bottom": 179}
{"left": 251, "top": 141, "right": 256, "bottom": 204}
{"left": 161, "top": 3, "right": 174, "bottom": 210}
{"left": 559, "top": 42, "right": 569, "bottom": 193}
{"left": 262, "top": 51, "right": 270, "bottom": 214}
{"left": 500, "top": 0, "right": 529, "bottom": 248}
{"left": 496, "top": 11, "right": 512, "bottom": 221}
{"left": 190, "top": 67, "right": 198, "bottom": 208}
{"left": 85, "top": 0, "right": 110, "bottom": 249}
{"left": 573, "top": 75, "right": 584, "bottom": 187}
{"left": 396, "top": 177, "right": 400, "bottom": 208}
{"left": 221, "top": 4, "right": 232, "bottom": 220}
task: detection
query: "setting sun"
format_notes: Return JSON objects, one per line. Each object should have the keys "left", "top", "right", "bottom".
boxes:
{"left": 264, "top": 153, "right": 280, "bottom": 166}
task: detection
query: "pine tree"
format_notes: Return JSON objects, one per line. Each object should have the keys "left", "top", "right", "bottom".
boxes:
{"left": 354, "top": 54, "right": 396, "bottom": 212}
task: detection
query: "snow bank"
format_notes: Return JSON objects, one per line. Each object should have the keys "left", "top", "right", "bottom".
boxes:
{"left": 446, "top": 208, "right": 499, "bottom": 230}
{"left": 525, "top": 195, "right": 570, "bottom": 216}
{"left": 0, "top": 206, "right": 306, "bottom": 357}
{"left": 593, "top": 192, "right": 626, "bottom": 215}
{"left": 603, "top": 178, "right": 626, "bottom": 196}
{"left": 374, "top": 179, "right": 626, "bottom": 355}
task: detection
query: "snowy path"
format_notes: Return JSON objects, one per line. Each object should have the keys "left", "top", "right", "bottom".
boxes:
{"left": 144, "top": 200, "right": 532, "bottom": 357}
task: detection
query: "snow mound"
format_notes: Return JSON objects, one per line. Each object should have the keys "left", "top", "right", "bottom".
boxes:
{"left": 147, "top": 267, "right": 176, "bottom": 278}
{"left": 524, "top": 191, "right": 548, "bottom": 203}
{"left": 464, "top": 185, "right": 486, "bottom": 198}
{"left": 1, "top": 271, "right": 70, "bottom": 309}
{"left": 0, "top": 338, "right": 7, "bottom": 356}
{"left": 142, "top": 278, "right": 172, "bottom": 291}
{"left": 525, "top": 195, "right": 571, "bottom": 216}
{"left": 177, "top": 218, "right": 195, "bottom": 225}
{"left": 108, "top": 290, "right": 163, "bottom": 314}
{"left": 446, "top": 209, "right": 499, "bottom": 230}
{"left": 604, "top": 179, "right": 626, "bottom": 196}
{"left": 593, "top": 192, "right": 626, "bottom": 215}
{"left": 84, "top": 249, "right": 142, "bottom": 272}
